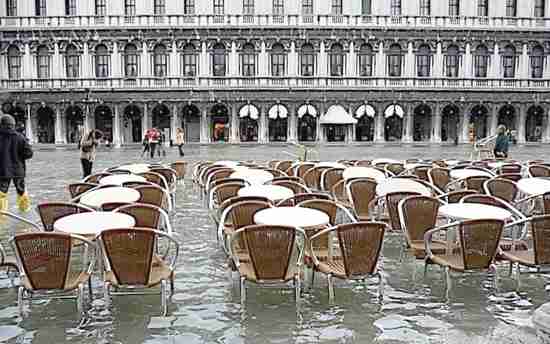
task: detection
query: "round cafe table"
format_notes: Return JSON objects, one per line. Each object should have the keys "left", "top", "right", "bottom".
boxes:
{"left": 254, "top": 207, "right": 330, "bottom": 228}
{"left": 517, "top": 177, "right": 550, "bottom": 195}
{"left": 79, "top": 187, "right": 140, "bottom": 208}
{"left": 343, "top": 167, "right": 386, "bottom": 181}
{"left": 231, "top": 169, "right": 274, "bottom": 185}
{"left": 438, "top": 203, "right": 512, "bottom": 221}
{"left": 99, "top": 174, "right": 147, "bottom": 186}
{"left": 215, "top": 161, "right": 240, "bottom": 168}
{"left": 372, "top": 158, "right": 400, "bottom": 165}
{"left": 450, "top": 168, "right": 493, "bottom": 179}
{"left": 116, "top": 163, "right": 151, "bottom": 174}
{"left": 238, "top": 185, "right": 294, "bottom": 202}
{"left": 315, "top": 162, "right": 347, "bottom": 169}
{"left": 54, "top": 212, "right": 136, "bottom": 236}
{"left": 376, "top": 178, "right": 432, "bottom": 197}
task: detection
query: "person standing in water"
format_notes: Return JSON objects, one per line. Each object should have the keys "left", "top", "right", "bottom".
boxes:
{"left": 494, "top": 125, "right": 510, "bottom": 159}
{"left": 79, "top": 129, "right": 101, "bottom": 179}
{"left": 175, "top": 128, "right": 185, "bottom": 157}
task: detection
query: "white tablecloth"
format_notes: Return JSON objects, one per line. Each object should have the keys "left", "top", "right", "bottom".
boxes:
{"left": 79, "top": 187, "right": 141, "bottom": 208}
{"left": 439, "top": 203, "right": 512, "bottom": 221}
{"left": 450, "top": 169, "right": 493, "bottom": 179}
{"left": 376, "top": 178, "right": 432, "bottom": 196}
{"left": 99, "top": 174, "right": 147, "bottom": 186}
{"left": 343, "top": 167, "right": 386, "bottom": 181}
{"left": 116, "top": 164, "right": 151, "bottom": 174}
{"left": 315, "top": 162, "right": 347, "bottom": 169}
{"left": 517, "top": 178, "right": 550, "bottom": 195}
{"left": 215, "top": 161, "right": 240, "bottom": 168}
{"left": 372, "top": 158, "right": 400, "bottom": 165}
{"left": 254, "top": 207, "right": 330, "bottom": 228}
{"left": 54, "top": 212, "right": 136, "bottom": 236}
{"left": 238, "top": 185, "right": 294, "bottom": 201}
{"left": 231, "top": 169, "right": 274, "bottom": 185}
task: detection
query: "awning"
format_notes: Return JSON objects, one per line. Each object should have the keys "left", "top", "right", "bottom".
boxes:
{"left": 355, "top": 104, "right": 376, "bottom": 118}
{"left": 384, "top": 104, "right": 404, "bottom": 118}
{"left": 268, "top": 104, "right": 288, "bottom": 119}
{"left": 320, "top": 105, "right": 358, "bottom": 125}
{"left": 239, "top": 104, "right": 259, "bottom": 120}
{"left": 297, "top": 104, "right": 317, "bottom": 118}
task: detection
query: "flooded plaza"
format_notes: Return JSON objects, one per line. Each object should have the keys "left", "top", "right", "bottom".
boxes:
{"left": 0, "top": 143, "right": 549, "bottom": 344}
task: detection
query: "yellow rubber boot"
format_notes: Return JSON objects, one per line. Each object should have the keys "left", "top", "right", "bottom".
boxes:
{"left": 0, "top": 192, "right": 7, "bottom": 213}
{"left": 16, "top": 193, "right": 30, "bottom": 213}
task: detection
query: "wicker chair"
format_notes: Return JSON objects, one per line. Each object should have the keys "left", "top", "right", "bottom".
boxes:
{"left": 354, "top": 160, "right": 372, "bottom": 167}
{"left": 295, "top": 162, "right": 316, "bottom": 179}
{"left": 197, "top": 164, "right": 222, "bottom": 187}
{"left": 122, "top": 181, "right": 155, "bottom": 188}
{"left": 331, "top": 180, "right": 349, "bottom": 207}
{"left": 424, "top": 219, "right": 503, "bottom": 295}
{"left": 428, "top": 168, "right": 451, "bottom": 193}
{"left": 83, "top": 172, "right": 112, "bottom": 183}
{"left": 271, "top": 180, "right": 310, "bottom": 195}
{"left": 303, "top": 166, "right": 330, "bottom": 191}
{"left": 139, "top": 171, "right": 170, "bottom": 191}
{"left": 528, "top": 165, "right": 550, "bottom": 178}
{"left": 134, "top": 185, "right": 171, "bottom": 211}
{"left": 297, "top": 199, "right": 356, "bottom": 226}
{"left": 150, "top": 167, "right": 178, "bottom": 191}
{"left": 346, "top": 178, "right": 377, "bottom": 221}
{"left": 100, "top": 202, "right": 132, "bottom": 212}
{"left": 10, "top": 232, "right": 95, "bottom": 316}
{"left": 499, "top": 164, "right": 522, "bottom": 175}
{"left": 275, "top": 160, "right": 293, "bottom": 172}
{"left": 438, "top": 190, "right": 477, "bottom": 203}
{"left": 515, "top": 191, "right": 550, "bottom": 216}
{"left": 461, "top": 194, "right": 525, "bottom": 219}
{"left": 37, "top": 202, "right": 95, "bottom": 232}
{"left": 320, "top": 168, "right": 345, "bottom": 192}
{"left": 276, "top": 193, "right": 331, "bottom": 207}
{"left": 496, "top": 173, "right": 522, "bottom": 182}
{"left": 98, "top": 228, "right": 179, "bottom": 315}
{"left": 309, "top": 222, "right": 386, "bottom": 302}
{"left": 229, "top": 225, "right": 305, "bottom": 304}
{"left": 268, "top": 176, "right": 306, "bottom": 184}
{"left": 114, "top": 203, "right": 172, "bottom": 234}
{"left": 385, "top": 163, "right": 406, "bottom": 177}
{"left": 386, "top": 192, "right": 422, "bottom": 231}
{"left": 463, "top": 176, "right": 491, "bottom": 194}
{"left": 204, "top": 168, "right": 235, "bottom": 192}
{"left": 208, "top": 182, "right": 247, "bottom": 213}
{"left": 214, "top": 195, "right": 272, "bottom": 228}
{"left": 68, "top": 182, "right": 97, "bottom": 199}
{"left": 484, "top": 178, "right": 518, "bottom": 203}
{"left": 413, "top": 166, "right": 431, "bottom": 182}
{"left": 192, "top": 161, "right": 213, "bottom": 184}
{"left": 170, "top": 161, "right": 188, "bottom": 181}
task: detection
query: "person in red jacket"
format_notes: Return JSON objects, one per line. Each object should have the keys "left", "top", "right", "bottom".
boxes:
{"left": 146, "top": 128, "right": 160, "bottom": 159}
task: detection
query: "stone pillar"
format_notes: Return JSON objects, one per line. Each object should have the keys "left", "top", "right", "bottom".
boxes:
{"left": 317, "top": 103, "right": 325, "bottom": 143}
{"left": 432, "top": 103, "right": 442, "bottom": 143}
{"left": 463, "top": 43, "right": 472, "bottom": 78}
{"left": 460, "top": 106, "right": 470, "bottom": 144}
{"left": 142, "top": 103, "right": 148, "bottom": 137}
{"left": 318, "top": 41, "right": 327, "bottom": 77}
{"left": 349, "top": 104, "right": 356, "bottom": 142}
{"left": 259, "top": 104, "right": 268, "bottom": 144}
{"left": 259, "top": 41, "right": 268, "bottom": 78}
{"left": 229, "top": 41, "right": 238, "bottom": 77}
{"left": 55, "top": 104, "right": 63, "bottom": 144}
{"left": 374, "top": 104, "right": 385, "bottom": 142}
{"left": 171, "top": 104, "right": 178, "bottom": 144}
{"left": 199, "top": 41, "right": 208, "bottom": 77}
{"left": 113, "top": 104, "right": 121, "bottom": 147}
{"left": 84, "top": 104, "right": 91, "bottom": 133}
{"left": 376, "top": 41, "right": 385, "bottom": 77}
{"left": 517, "top": 103, "right": 526, "bottom": 144}
{"left": 402, "top": 104, "right": 413, "bottom": 143}
{"left": 543, "top": 108, "right": 550, "bottom": 144}
{"left": 230, "top": 104, "right": 239, "bottom": 143}
{"left": 25, "top": 103, "right": 34, "bottom": 143}
{"left": 490, "top": 104, "right": 498, "bottom": 136}
{"left": 52, "top": 42, "right": 61, "bottom": 79}
{"left": 288, "top": 103, "right": 297, "bottom": 143}
{"left": 200, "top": 106, "right": 209, "bottom": 143}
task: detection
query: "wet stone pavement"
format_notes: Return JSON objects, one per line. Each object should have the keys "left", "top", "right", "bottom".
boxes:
{"left": 0, "top": 143, "right": 549, "bottom": 344}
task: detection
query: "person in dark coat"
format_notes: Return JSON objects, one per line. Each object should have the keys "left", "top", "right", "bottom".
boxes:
{"left": 0, "top": 114, "right": 33, "bottom": 212}
{"left": 494, "top": 125, "right": 510, "bottom": 159}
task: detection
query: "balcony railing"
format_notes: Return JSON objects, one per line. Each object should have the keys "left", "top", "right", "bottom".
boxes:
{"left": 2, "top": 77, "right": 548, "bottom": 91}
{"left": 0, "top": 14, "right": 548, "bottom": 29}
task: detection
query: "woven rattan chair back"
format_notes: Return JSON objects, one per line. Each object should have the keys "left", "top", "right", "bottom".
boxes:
{"left": 531, "top": 215, "right": 550, "bottom": 265}
{"left": 321, "top": 168, "right": 344, "bottom": 191}
{"left": 275, "top": 161, "right": 293, "bottom": 172}
{"left": 354, "top": 160, "right": 371, "bottom": 167}
{"left": 198, "top": 165, "right": 223, "bottom": 186}
{"left": 13, "top": 233, "right": 72, "bottom": 290}
{"left": 100, "top": 228, "right": 155, "bottom": 285}
{"left": 458, "top": 219, "right": 503, "bottom": 270}
{"left": 215, "top": 183, "right": 246, "bottom": 205}
{"left": 496, "top": 173, "right": 522, "bottom": 182}
{"left": 115, "top": 204, "right": 161, "bottom": 229}
{"left": 267, "top": 160, "right": 280, "bottom": 169}
{"left": 170, "top": 161, "right": 188, "bottom": 179}
{"left": 139, "top": 171, "right": 168, "bottom": 189}
{"left": 244, "top": 225, "right": 296, "bottom": 281}
{"left": 276, "top": 193, "right": 331, "bottom": 207}
{"left": 296, "top": 163, "right": 316, "bottom": 179}
{"left": 428, "top": 168, "right": 451, "bottom": 192}
{"left": 500, "top": 164, "right": 522, "bottom": 175}
{"left": 230, "top": 201, "right": 272, "bottom": 230}
{"left": 385, "top": 163, "right": 405, "bottom": 176}
{"left": 272, "top": 180, "right": 310, "bottom": 194}
{"left": 101, "top": 202, "right": 132, "bottom": 212}
{"left": 83, "top": 172, "right": 112, "bottom": 184}
{"left": 484, "top": 178, "right": 518, "bottom": 203}
{"left": 122, "top": 181, "right": 155, "bottom": 188}
{"left": 399, "top": 196, "right": 439, "bottom": 243}
{"left": 337, "top": 222, "right": 385, "bottom": 278}
{"left": 464, "top": 176, "right": 491, "bottom": 193}
{"left": 461, "top": 194, "right": 503, "bottom": 208}
{"left": 68, "top": 183, "right": 97, "bottom": 198}
{"left": 445, "top": 190, "right": 477, "bottom": 203}
{"left": 529, "top": 165, "right": 550, "bottom": 178}
{"left": 150, "top": 168, "right": 177, "bottom": 186}
{"left": 544, "top": 192, "right": 550, "bottom": 214}
{"left": 303, "top": 166, "right": 328, "bottom": 190}
{"left": 270, "top": 176, "right": 305, "bottom": 184}
{"left": 347, "top": 178, "right": 377, "bottom": 219}
{"left": 135, "top": 185, "right": 165, "bottom": 207}
{"left": 386, "top": 192, "right": 421, "bottom": 231}
{"left": 331, "top": 180, "right": 347, "bottom": 204}
{"left": 37, "top": 202, "right": 92, "bottom": 232}
{"left": 413, "top": 166, "right": 430, "bottom": 182}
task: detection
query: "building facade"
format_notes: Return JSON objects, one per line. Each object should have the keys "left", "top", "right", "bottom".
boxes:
{"left": 0, "top": 0, "right": 549, "bottom": 146}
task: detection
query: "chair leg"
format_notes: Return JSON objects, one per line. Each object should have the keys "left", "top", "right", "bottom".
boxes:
{"left": 77, "top": 283, "right": 85, "bottom": 316}
{"left": 161, "top": 280, "right": 168, "bottom": 316}
{"left": 376, "top": 272, "right": 384, "bottom": 302}
{"left": 104, "top": 282, "right": 111, "bottom": 308}
{"left": 240, "top": 277, "right": 246, "bottom": 305}
{"left": 310, "top": 267, "right": 315, "bottom": 289}
{"left": 295, "top": 276, "right": 301, "bottom": 305}
{"left": 489, "top": 264, "right": 498, "bottom": 292}
{"left": 88, "top": 276, "right": 93, "bottom": 299}
{"left": 17, "top": 286, "right": 25, "bottom": 315}
{"left": 327, "top": 274, "right": 334, "bottom": 303}
{"left": 444, "top": 267, "right": 452, "bottom": 300}
{"left": 515, "top": 263, "right": 521, "bottom": 293}
{"left": 508, "top": 261, "right": 513, "bottom": 276}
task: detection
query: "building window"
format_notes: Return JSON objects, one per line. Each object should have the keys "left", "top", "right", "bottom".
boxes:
{"left": 35, "top": 0, "right": 46, "bottom": 15}
{"left": 153, "top": 44, "right": 167, "bottom": 77}
{"left": 36, "top": 46, "right": 50, "bottom": 79}
{"left": 445, "top": 45, "right": 460, "bottom": 77}
{"left": 154, "top": 0, "right": 165, "bottom": 14}
{"left": 502, "top": 45, "right": 516, "bottom": 78}
{"left": 6, "top": 0, "right": 16, "bottom": 16}
{"left": 535, "top": 0, "right": 545, "bottom": 17}
{"left": 212, "top": 43, "right": 226, "bottom": 76}
{"left": 506, "top": 0, "right": 517, "bottom": 16}
{"left": 243, "top": 0, "right": 254, "bottom": 14}
{"left": 474, "top": 45, "right": 489, "bottom": 77}
{"left": 362, "top": 0, "right": 371, "bottom": 15}
{"left": 240, "top": 43, "right": 256, "bottom": 77}
{"left": 302, "top": 0, "right": 313, "bottom": 14}
{"left": 95, "top": 0, "right": 106, "bottom": 15}
{"left": 530, "top": 45, "right": 545, "bottom": 78}
{"left": 273, "top": 0, "right": 284, "bottom": 15}
{"left": 419, "top": 0, "right": 430, "bottom": 16}
{"left": 271, "top": 44, "right": 286, "bottom": 77}
{"left": 391, "top": 0, "right": 401, "bottom": 15}
{"left": 358, "top": 44, "right": 374, "bottom": 76}
{"left": 184, "top": 0, "right": 194, "bottom": 14}
{"left": 7, "top": 46, "right": 21, "bottom": 79}
{"left": 125, "top": 0, "right": 135, "bottom": 16}
{"left": 387, "top": 44, "right": 402, "bottom": 77}
{"left": 124, "top": 44, "right": 139, "bottom": 77}
{"left": 416, "top": 45, "right": 431, "bottom": 77}
{"left": 449, "top": 0, "right": 459, "bottom": 16}
{"left": 331, "top": 0, "right": 342, "bottom": 15}
{"left": 95, "top": 44, "right": 110, "bottom": 78}
{"left": 182, "top": 44, "right": 196, "bottom": 77}
{"left": 300, "top": 44, "right": 315, "bottom": 76}
{"left": 329, "top": 43, "right": 344, "bottom": 76}
{"left": 213, "top": 0, "right": 224, "bottom": 14}
{"left": 65, "top": 0, "right": 76, "bottom": 15}
{"left": 65, "top": 45, "right": 80, "bottom": 78}
{"left": 477, "top": 0, "right": 488, "bottom": 16}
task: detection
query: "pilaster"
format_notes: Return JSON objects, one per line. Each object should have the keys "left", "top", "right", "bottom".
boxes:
{"left": 432, "top": 103, "right": 442, "bottom": 143}
{"left": 142, "top": 102, "right": 148, "bottom": 137}
{"left": 230, "top": 104, "right": 239, "bottom": 143}
{"left": 288, "top": 103, "right": 297, "bottom": 143}
{"left": 200, "top": 105, "right": 209, "bottom": 143}
{"left": 374, "top": 104, "right": 385, "bottom": 143}
{"left": 517, "top": 103, "right": 526, "bottom": 144}
{"left": 54, "top": 104, "right": 63, "bottom": 144}
{"left": 113, "top": 103, "right": 121, "bottom": 147}
{"left": 490, "top": 104, "right": 498, "bottom": 136}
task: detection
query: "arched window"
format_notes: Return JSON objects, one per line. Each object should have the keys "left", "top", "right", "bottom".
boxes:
{"left": 445, "top": 45, "right": 460, "bottom": 78}
{"left": 240, "top": 43, "right": 256, "bottom": 77}
{"left": 124, "top": 0, "right": 135, "bottom": 16}
{"left": 153, "top": 44, "right": 167, "bottom": 77}
{"left": 329, "top": 43, "right": 344, "bottom": 76}
{"left": 184, "top": 0, "right": 194, "bottom": 14}
{"left": 65, "top": 44, "right": 80, "bottom": 78}
{"left": 212, "top": 43, "right": 226, "bottom": 76}
{"left": 300, "top": 44, "right": 315, "bottom": 76}
{"left": 273, "top": 0, "right": 284, "bottom": 15}
{"left": 502, "top": 45, "right": 516, "bottom": 78}
{"left": 535, "top": 0, "right": 545, "bottom": 17}
{"left": 448, "top": 0, "right": 459, "bottom": 16}
{"left": 270, "top": 43, "right": 286, "bottom": 77}
{"left": 477, "top": 0, "right": 488, "bottom": 16}
{"left": 331, "top": 0, "right": 342, "bottom": 15}
{"left": 358, "top": 43, "right": 374, "bottom": 77}
{"left": 506, "top": 0, "right": 516, "bottom": 16}
{"left": 182, "top": 44, "right": 197, "bottom": 77}
{"left": 95, "top": 0, "right": 106, "bottom": 15}
{"left": 474, "top": 45, "right": 489, "bottom": 78}
{"left": 124, "top": 44, "right": 139, "bottom": 77}
{"left": 530, "top": 45, "right": 545, "bottom": 79}
{"left": 416, "top": 44, "right": 432, "bottom": 77}
{"left": 6, "top": 0, "right": 17, "bottom": 16}
{"left": 391, "top": 0, "right": 401, "bottom": 15}
{"left": 154, "top": 0, "right": 165, "bottom": 14}
{"left": 387, "top": 44, "right": 402, "bottom": 77}
{"left": 65, "top": 0, "right": 76, "bottom": 15}
{"left": 35, "top": 0, "right": 46, "bottom": 15}
{"left": 419, "top": 0, "right": 430, "bottom": 16}
{"left": 302, "top": 0, "right": 313, "bottom": 14}
{"left": 243, "top": 0, "right": 254, "bottom": 14}
{"left": 95, "top": 44, "right": 110, "bottom": 78}
{"left": 36, "top": 46, "right": 50, "bottom": 79}
{"left": 362, "top": 0, "right": 371, "bottom": 15}
{"left": 213, "top": 0, "right": 224, "bottom": 14}
{"left": 7, "top": 46, "right": 21, "bottom": 79}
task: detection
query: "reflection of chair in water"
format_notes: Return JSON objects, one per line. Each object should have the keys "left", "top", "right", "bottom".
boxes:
{"left": 470, "top": 135, "right": 497, "bottom": 160}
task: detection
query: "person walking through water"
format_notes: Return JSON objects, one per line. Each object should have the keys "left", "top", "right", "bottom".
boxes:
{"left": 0, "top": 114, "right": 33, "bottom": 213}
{"left": 79, "top": 129, "right": 101, "bottom": 179}
{"left": 494, "top": 124, "right": 510, "bottom": 159}
{"left": 145, "top": 128, "right": 160, "bottom": 159}
{"left": 157, "top": 129, "right": 167, "bottom": 158}
{"left": 140, "top": 132, "right": 150, "bottom": 158}
{"left": 175, "top": 128, "right": 185, "bottom": 157}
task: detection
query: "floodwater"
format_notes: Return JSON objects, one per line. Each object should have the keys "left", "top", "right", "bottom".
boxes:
{"left": 0, "top": 143, "right": 549, "bottom": 344}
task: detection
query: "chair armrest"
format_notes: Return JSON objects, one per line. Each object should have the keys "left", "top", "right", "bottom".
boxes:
{"left": 423, "top": 221, "right": 460, "bottom": 259}
{"left": 0, "top": 210, "right": 42, "bottom": 232}
{"left": 71, "top": 234, "right": 97, "bottom": 275}
{"left": 228, "top": 228, "right": 246, "bottom": 269}
{"left": 309, "top": 226, "right": 338, "bottom": 267}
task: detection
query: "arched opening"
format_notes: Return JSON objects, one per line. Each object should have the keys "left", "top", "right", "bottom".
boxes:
{"left": 321, "top": 105, "right": 356, "bottom": 142}
{"left": 65, "top": 44, "right": 80, "bottom": 78}
{"left": 212, "top": 43, "right": 226, "bottom": 76}
{"left": 123, "top": 104, "right": 142, "bottom": 143}
{"left": 530, "top": 45, "right": 544, "bottom": 79}
{"left": 211, "top": 103, "right": 229, "bottom": 142}
{"left": 240, "top": 43, "right": 256, "bottom": 77}
{"left": 413, "top": 104, "right": 431, "bottom": 141}
{"left": 268, "top": 104, "right": 288, "bottom": 142}
{"left": 525, "top": 105, "right": 544, "bottom": 142}
{"left": 95, "top": 44, "right": 110, "bottom": 78}
{"left": 65, "top": 105, "right": 84, "bottom": 143}
{"left": 358, "top": 44, "right": 374, "bottom": 77}
{"left": 470, "top": 105, "right": 488, "bottom": 140}
{"left": 297, "top": 104, "right": 317, "bottom": 142}
{"left": 94, "top": 105, "right": 113, "bottom": 143}
{"left": 384, "top": 104, "right": 403, "bottom": 141}
{"left": 441, "top": 104, "right": 459, "bottom": 142}
{"left": 123, "top": 43, "right": 139, "bottom": 78}
{"left": 300, "top": 43, "right": 315, "bottom": 76}
{"left": 416, "top": 44, "right": 432, "bottom": 77}
{"left": 239, "top": 104, "right": 259, "bottom": 142}
{"left": 387, "top": 43, "right": 403, "bottom": 77}
{"left": 355, "top": 104, "right": 375, "bottom": 141}
{"left": 502, "top": 45, "right": 516, "bottom": 78}
{"left": 329, "top": 43, "right": 345, "bottom": 77}
{"left": 36, "top": 45, "right": 50, "bottom": 79}
{"left": 182, "top": 104, "right": 200, "bottom": 142}
{"left": 444, "top": 45, "right": 460, "bottom": 78}
{"left": 153, "top": 44, "right": 168, "bottom": 77}
{"left": 36, "top": 106, "right": 55, "bottom": 143}
{"left": 498, "top": 105, "right": 516, "bottom": 132}
{"left": 473, "top": 44, "right": 489, "bottom": 78}
{"left": 152, "top": 103, "right": 171, "bottom": 142}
